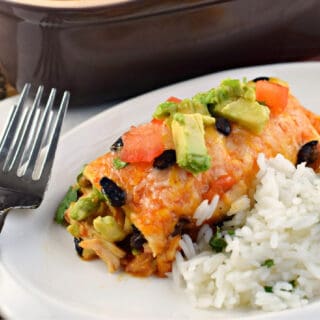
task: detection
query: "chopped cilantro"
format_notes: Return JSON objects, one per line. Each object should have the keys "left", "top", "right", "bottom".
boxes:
{"left": 209, "top": 227, "right": 227, "bottom": 252}
{"left": 227, "top": 229, "right": 235, "bottom": 236}
{"left": 261, "top": 259, "right": 274, "bottom": 268}
{"left": 289, "top": 279, "right": 297, "bottom": 288}
{"left": 113, "top": 157, "right": 128, "bottom": 169}
{"left": 264, "top": 286, "right": 273, "bottom": 293}
{"left": 55, "top": 186, "right": 78, "bottom": 224}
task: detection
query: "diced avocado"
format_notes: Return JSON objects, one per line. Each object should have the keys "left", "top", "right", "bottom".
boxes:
{"left": 242, "top": 84, "right": 256, "bottom": 101}
{"left": 202, "top": 115, "right": 216, "bottom": 126}
{"left": 70, "top": 188, "right": 103, "bottom": 221}
{"left": 153, "top": 101, "right": 177, "bottom": 119}
{"left": 93, "top": 216, "right": 126, "bottom": 242}
{"left": 218, "top": 78, "right": 243, "bottom": 99}
{"left": 214, "top": 98, "right": 270, "bottom": 134}
{"left": 193, "top": 88, "right": 216, "bottom": 106}
{"left": 153, "top": 98, "right": 210, "bottom": 120}
{"left": 177, "top": 99, "right": 210, "bottom": 115}
{"left": 171, "top": 113, "right": 212, "bottom": 174}
{"left": 194, "top": 77, "right": 254, "bottom": 103}
{"left": 218, "top": 78, "right": 256, "bottom": 102}
{"left": 193, "top": 78, "right": 258, "bottom": 124}
{"left": 67, "top": 223, "right": 80, "bottom": 237}
{"left": 113, "top": 157, "right": 127, "bottom": 169}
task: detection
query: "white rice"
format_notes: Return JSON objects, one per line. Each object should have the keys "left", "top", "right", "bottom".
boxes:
{"left": 172, "top": 153, "right": 320, "bottom": 311}
{"left": 194, "top": 194, "right": 220, "bottom": 226}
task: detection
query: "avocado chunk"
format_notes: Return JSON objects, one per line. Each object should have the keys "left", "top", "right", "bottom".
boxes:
{"left": 178, "top": 99, "right": 210, "bottom": 116}
{"left": 171, "top": 113, "right": 213, "bottom": 174}
{"left": 153, "top": 101, "right": 177, "bottom": 119}
{"left": 214, "top": 98, "right": 270, "bottom": 134}
{"left": 192, "top": 78, "right": 269, "bottom": 133}
{"left": 93, "top": 216, "right": 126, "bottom": 242}
{"left": 153, "top": 98, "right": 210, "bottom": 119}
{"left": 193, "top": 78, "right": 256, "bottom": 109}
{"left": 70, "top": 188, "right": 103, "bottom": 221}
{"left": 67, "top": 223, "right": 80, "bottom": 237}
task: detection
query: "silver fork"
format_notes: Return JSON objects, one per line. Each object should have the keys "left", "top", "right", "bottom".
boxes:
{"left": 0, "top": 84, "right": 70, "bottom": 233}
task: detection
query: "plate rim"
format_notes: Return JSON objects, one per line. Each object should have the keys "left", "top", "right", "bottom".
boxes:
{"left": 2, "top": 61, "right": 320, "bottom": 320}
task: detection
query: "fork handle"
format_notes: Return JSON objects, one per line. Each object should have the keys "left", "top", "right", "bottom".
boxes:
{"left": 0, "top": 210, "right": 9, "bottom": 233}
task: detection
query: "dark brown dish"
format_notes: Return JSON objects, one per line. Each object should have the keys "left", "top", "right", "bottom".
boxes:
{"left": 0, "top": 0, "right": 320, "bottom": 106}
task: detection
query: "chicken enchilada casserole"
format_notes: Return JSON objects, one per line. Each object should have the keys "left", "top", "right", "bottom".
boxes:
{"left": 55, "top": 77, "right": 320, "bottom": 280}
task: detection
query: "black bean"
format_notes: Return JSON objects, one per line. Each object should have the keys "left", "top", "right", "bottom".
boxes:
{"left": 296, "top": 140, "right": 318, "bottom": 166}
{"left": 100, "top": 177, "right": 126, "bottom": 207}
{"left": 130, "top": 225, "right": 146, "bottom": 251}
{"left": 110, "top": 137, "right": 123, "bottom": 151}
{"left": 252, "top": 76, "right": 270, "bottom": 82}
{"left": 116, "top": 234, "right": 131, "bottom": 253}
{"left": 215, "top": 116, "right": 231, "bottom": 136}
{"left": 153, "top": 149, "right": 176, "bottom": 169}
{"left": 74, "top": 237, "right": 83, "bottom": 257}
{"left": 171, "top": 217, "right": 190, "bottom": 236}
{"left": 76, "top": 189, "right": 82, "bottom": 199}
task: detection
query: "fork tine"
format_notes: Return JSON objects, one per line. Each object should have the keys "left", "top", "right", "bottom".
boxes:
{"left": 0, "top": 104, "right": 17, "bottom": 150}
{"left": 0, "top": 86, "right": 70, "bottom": 234}
{"left": 39, "top": 91, "right": 70, "bottom": 183}
{"left": 2, "top": 106, "right": 29, "bottom": 170}
{"left": 23, "top": 88, "right": 57, "bottom": 177}
{"left": 0, "top": 84, "right": 31, "bottom": 164}
{"left": 4, "top": 86, "right": 44, "bottom": 172}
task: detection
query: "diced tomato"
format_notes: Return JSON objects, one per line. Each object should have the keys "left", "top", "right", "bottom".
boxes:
{"left": 214, "top": 175, "right": 236, "bottom": 194}
{"left": 151, "top": 118, "right": 164, "bottom": 125}
{"left": 256, "top": 80, "right": 289, "bottom": 115}
{"left": 166, "top": 96, "right": 182, "bottom": 103}
{"left": 120, "top": 121, "right": 165, "bottom": 163}
{"left": 203, "top": 174, "right": 236, "bottom": 200}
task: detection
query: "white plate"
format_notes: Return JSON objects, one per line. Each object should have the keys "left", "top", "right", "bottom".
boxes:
{"left": 2, "top": 62, "right": 320, "bottom": 320}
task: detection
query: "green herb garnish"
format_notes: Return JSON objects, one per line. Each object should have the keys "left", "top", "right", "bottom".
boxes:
{"left": 55, "top": 186, "right": 78, "bottom": 224}
{"left": 264, "top": 286, "right": 273, "bottom": 293}
{"left": 209, "top": 227, "right": 227, "bottom": 252}
{"left": 261, "top": 259, "right": 274, "bottom": 268}
{"left": 113, "top": 157, "right": 128, "bottom": 169}
{"left": 289, "top": 279, "right": 297, "bottom": 288}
